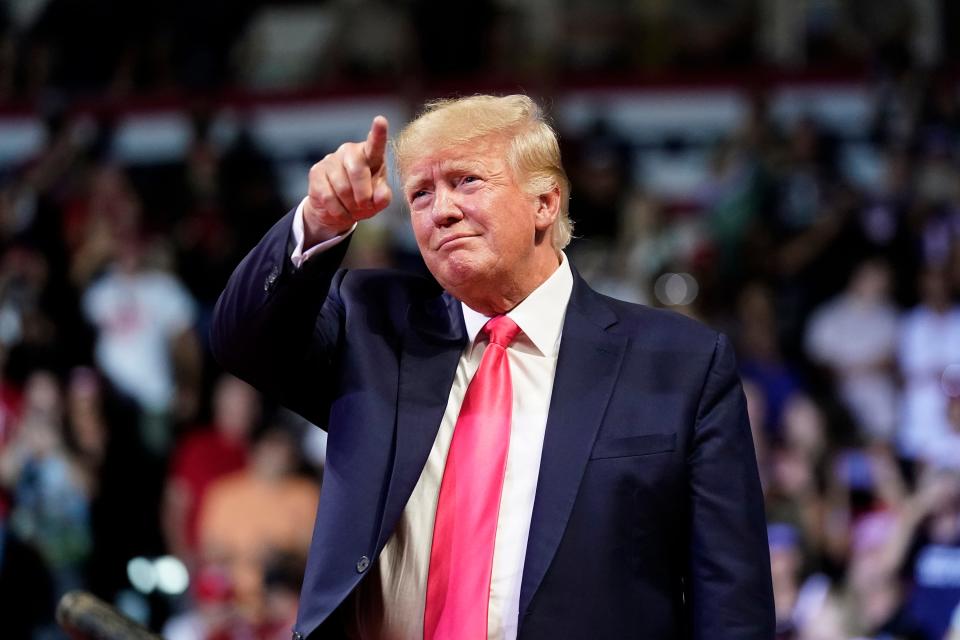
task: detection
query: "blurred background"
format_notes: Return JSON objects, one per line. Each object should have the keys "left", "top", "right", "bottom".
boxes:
{"left": 0, "top": 0, "right": 959, "bottom": 638}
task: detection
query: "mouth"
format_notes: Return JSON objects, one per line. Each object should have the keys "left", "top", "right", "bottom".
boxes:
{"left": 436, "top": 234, "right": 476, "bottom": 250}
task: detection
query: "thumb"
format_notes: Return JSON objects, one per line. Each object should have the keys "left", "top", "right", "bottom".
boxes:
{"left": 372, "top": 180, "right": 393, "bottom": 210}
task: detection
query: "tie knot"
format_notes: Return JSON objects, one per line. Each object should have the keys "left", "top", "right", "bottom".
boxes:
{"left": 482, "top": 315, "right": 521, "bottom": 348}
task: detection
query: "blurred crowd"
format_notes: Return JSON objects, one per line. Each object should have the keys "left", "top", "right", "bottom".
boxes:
{"left": 0, "top": 1, "right": 958, "bottom": 640}
{"left": 1, "top": 0, "right": 959, "bottom": 100}
{"left": 0, "top": 97, "right": 323, "bottom": 637}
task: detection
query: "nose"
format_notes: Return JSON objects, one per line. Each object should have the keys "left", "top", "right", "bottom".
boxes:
{"left": 430, "top": 184, "right": 463, "bottom": 227}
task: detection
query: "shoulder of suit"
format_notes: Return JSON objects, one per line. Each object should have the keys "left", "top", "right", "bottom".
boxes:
{"left": 591, "top": 291, "right": 720, "bottom": 353}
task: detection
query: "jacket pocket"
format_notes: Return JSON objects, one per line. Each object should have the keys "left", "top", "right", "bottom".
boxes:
{"left": 589, "top": 433, "right": 676, "bottom": 460}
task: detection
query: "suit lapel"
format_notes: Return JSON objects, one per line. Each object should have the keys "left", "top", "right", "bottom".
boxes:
{"left": 518, "top": 274, "right": 627, "bottom": 620}
{"left": 376, "top": 292, "right": 466, "bottom": 552}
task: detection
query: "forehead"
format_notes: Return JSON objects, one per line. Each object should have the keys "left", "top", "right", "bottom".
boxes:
{"left": 400, "top": 135, "right": 512, "bottom": 185}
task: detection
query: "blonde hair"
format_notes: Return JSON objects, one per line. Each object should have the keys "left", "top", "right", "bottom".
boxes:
{"left": 393, "top": 94, "right": 573, "bottom": 250}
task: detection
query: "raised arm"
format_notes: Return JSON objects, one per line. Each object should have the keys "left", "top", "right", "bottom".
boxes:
{"left": 210, "top": 116, "right": 393, "bottom": 424}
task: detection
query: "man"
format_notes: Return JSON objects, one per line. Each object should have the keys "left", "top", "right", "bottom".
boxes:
{"left": 212, "top": 95, "right": 774, "bottom": 639}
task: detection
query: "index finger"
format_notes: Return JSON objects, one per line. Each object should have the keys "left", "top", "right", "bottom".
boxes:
{"left": 364, "top": 115, "right": 389, "bottom": 174}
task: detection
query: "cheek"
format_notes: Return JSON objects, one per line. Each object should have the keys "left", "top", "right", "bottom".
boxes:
{"left": 493, "top": 208, "right": 533, "bottom": 251}
{"left": 410, "top": 213, "right": 431, "bottom": 246}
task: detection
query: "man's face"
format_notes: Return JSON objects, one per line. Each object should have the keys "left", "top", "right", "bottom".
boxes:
{"left": 403, "top": 135, "right": 556, "bottom": 310}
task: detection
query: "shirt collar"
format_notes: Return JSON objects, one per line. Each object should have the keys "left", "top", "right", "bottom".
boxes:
{"left": 461, "top": 252, "right": 573, "bottom": 357}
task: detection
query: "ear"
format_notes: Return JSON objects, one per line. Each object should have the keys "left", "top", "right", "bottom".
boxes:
{"left": 533, "top": 183, "right": 561, "bottom": 233}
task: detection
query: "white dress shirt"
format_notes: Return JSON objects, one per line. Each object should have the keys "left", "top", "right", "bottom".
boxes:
{"left": 290, "top": 202, "right": 574, "bottom": 639}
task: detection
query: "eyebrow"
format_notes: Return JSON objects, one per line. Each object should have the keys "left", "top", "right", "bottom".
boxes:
{"left": 404, "top": 158, "right": 492, "bottom": 192}
{"left": 403, "top": 176, "right": 431, "bottom": 195}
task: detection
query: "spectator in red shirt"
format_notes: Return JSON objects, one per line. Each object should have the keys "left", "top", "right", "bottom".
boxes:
{"left": 163, "top": 374, "right": 260, "bottom": 567}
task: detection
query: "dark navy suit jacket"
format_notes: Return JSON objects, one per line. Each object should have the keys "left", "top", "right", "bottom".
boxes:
{"left": 211, "top": 210, "right": 775, "bottom": 639}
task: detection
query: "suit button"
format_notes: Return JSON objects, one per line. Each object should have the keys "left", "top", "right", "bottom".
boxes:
{"left": 356, "top": 555, "right": 370, "bottom": 573}
{"left": 264, "top": 266, "right": 279, "bottom": 292}
{"left": 292, "top": 632, "right": 304, "bottom": 640}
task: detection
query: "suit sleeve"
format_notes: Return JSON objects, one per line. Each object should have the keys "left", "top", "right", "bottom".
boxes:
{"left": 210, "top": 207, "right": 351, "bottom": 427}
{"left": 686, "top": 333, "right": 775, "bottom": 639}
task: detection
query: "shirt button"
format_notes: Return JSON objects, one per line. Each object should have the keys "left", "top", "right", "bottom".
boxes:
{"left": 356, "top": 555, "right": 370, "bottom": 573}
{"left": 264, "top": 266, "right": 279, "bottom": 292}
{"left": 292, "top": 632, "right": 304, "bottom": 640}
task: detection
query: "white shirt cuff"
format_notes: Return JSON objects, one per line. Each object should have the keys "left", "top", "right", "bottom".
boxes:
{"left": 290, "top": 197, "right": 357, "bottom": 269}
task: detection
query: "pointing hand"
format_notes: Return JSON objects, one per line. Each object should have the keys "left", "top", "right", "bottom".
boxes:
{"left": 303, "top": 115, "right": 392, "bottom": 243}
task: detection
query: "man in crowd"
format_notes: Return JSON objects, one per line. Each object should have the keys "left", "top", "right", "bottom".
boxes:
{"left": 212, "top": 94, "right": 773, "bottom": 639}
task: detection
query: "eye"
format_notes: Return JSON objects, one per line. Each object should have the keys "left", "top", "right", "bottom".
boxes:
{"left": 410, "top": 190, "right": 428, "bottom": 201}
{"left": 460, "top": 175, "right": 480, "bottom": 186}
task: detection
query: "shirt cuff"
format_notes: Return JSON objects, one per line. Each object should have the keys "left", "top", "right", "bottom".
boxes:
{"left": 290, "top": 197, "right": 357, "bottom": 269}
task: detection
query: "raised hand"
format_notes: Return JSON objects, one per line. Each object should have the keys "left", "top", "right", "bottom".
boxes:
{"left": 303, "top": 115, "right": 392, "bottom": 244}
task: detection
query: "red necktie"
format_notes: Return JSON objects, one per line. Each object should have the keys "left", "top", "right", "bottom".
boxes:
{"left": 424, "top": 315, "right": 522, "bottom": 640}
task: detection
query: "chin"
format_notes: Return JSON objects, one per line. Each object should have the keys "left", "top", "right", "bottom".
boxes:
{"left": 427, "top": 252, "right": 491, "bottom": 297}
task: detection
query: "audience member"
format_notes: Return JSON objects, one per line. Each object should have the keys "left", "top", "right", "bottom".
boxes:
{"left": 805, "top": 259, "right": 900, "bottom": 442}
{"left": 198, "top": 424, "right": 318, "bottom": 621}
{"left": 0, "top": 370, "right": 92, "bottom": 595}
{"left": 82, "top": 235, "right": 200, "bottom": 454}
{"left": 898, "top": 267, "right": 960, "bottom": 468}
{"left": 164, "top": 374, "right": 259, "bottom": 567}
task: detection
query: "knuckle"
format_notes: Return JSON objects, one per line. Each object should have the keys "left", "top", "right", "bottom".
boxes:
{"left": 331, "top": 179, "right": 354, "bottom": 203}
{"left": 346, "top": 145, "right": 366, "bottom": 166}
{"left": 345, "top": 161, "right": 366, "bottom": 180}
{"left": 307, "top": 178, "right": 325, "bottom": 199}
{"left": 310, "top": 160, "right": 332, "bottom": 184}
{"left": 318, "top": 154, "right": 336, "bottom": 170}
{"left": 319, "top": 191, "right": 340, "bottom": 209}
{"left": 327, "top": 170, "right": 345, "bottom": 189}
